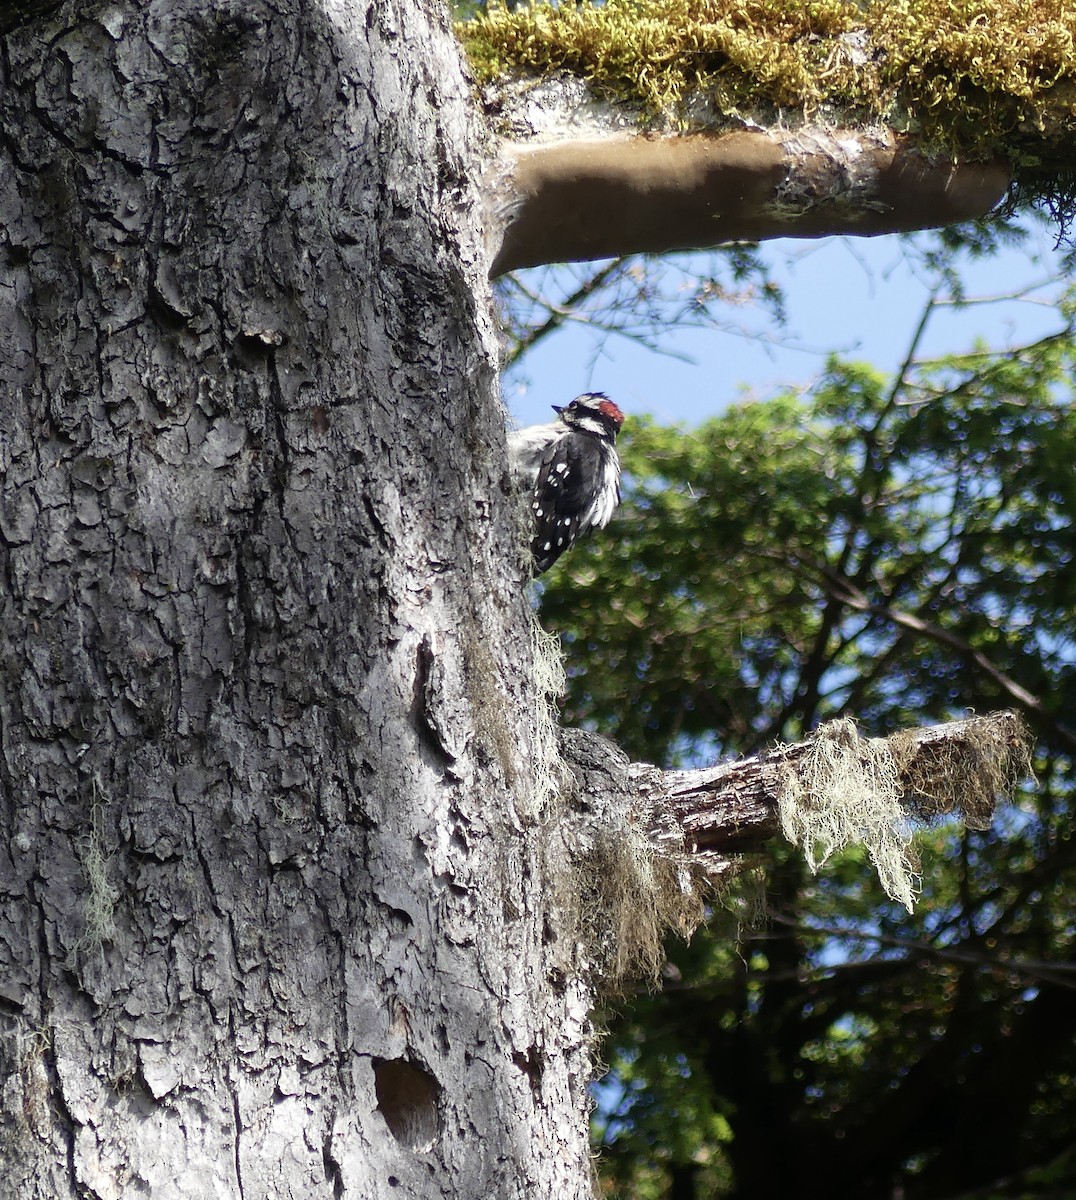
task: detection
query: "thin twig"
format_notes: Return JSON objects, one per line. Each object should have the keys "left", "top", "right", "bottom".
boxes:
{"left": 765, "top": 911, "right": 1076, "bottom": 992}
{"left": 500, "top": 259, "right": 629, "bottom": 368}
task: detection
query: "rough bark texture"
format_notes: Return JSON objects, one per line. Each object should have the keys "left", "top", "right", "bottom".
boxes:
{"left": 0, "top": 3, "right": 595, "bottom": 1197}
{"left": 0, "top": 3, "right": 1035, "bottom": 1196}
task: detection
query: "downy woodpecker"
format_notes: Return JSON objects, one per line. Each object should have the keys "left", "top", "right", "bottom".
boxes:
{"left": 508, "top": 393, "right": 624, "bottom": 573}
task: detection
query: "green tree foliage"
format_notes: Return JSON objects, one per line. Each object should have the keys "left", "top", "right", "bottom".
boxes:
{"left": 537, "top": 299, "right": 1076, "bottom": 1198}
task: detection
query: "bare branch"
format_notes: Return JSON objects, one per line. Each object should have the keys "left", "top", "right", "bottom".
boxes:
{"left": 806, "top": 563, "right": 1076, "bottom": 757}
{"left": 490, "top": 129, "right": 1009, "bottom": 276}
{"left": 764, "top": 912, "right": 1076, "bottom": 993}
{"left": 500, "top": 258, "right": 627, "bottom": 367}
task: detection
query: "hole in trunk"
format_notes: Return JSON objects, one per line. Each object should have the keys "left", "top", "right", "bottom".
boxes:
{"left": 373, "top": 1057, "right": 441, "bottom": 1151}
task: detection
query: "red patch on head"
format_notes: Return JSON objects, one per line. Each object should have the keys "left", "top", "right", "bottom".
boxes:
{"left": 597, "top": 399, "right": 624, "bottom": 426}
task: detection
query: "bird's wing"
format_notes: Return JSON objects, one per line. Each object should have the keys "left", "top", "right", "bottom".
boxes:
{"left": 530, "top": 433, "right": 607, "bottom": 573}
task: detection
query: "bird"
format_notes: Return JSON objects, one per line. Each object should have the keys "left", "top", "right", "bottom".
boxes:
{"left": 507, "top": 392, "right": 624, "bottom": 574}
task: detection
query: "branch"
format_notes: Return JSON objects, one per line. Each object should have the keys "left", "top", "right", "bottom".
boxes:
{"left": 500, "top": 258, "right": 627, "bottom": 366}
{"left": 560, "top": 710, "right": 1031, "bottom": 901}
{"left": 764, "top": 912, "right": 1076, "bottom": 993}
{"left": 490, "top": 128, "right": 1009, "bottom": 276}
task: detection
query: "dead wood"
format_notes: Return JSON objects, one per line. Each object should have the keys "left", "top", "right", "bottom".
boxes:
{"left": 560, "top": 710, "right": 1031, "bottom": 889}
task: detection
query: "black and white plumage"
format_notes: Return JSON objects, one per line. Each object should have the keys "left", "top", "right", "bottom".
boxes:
{"left": 508, "top": 392, "right": 624, "bottom": 574}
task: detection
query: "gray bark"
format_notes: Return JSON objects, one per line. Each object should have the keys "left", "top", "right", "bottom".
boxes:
{"left": 0, "top": 2, "right": 595, "bottom": 1197}
{"left": 0, "top": 5, "right": 1033, "bottom": 1197}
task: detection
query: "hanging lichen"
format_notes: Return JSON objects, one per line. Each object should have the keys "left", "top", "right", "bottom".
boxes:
{"left": 528, "top": 612, "right": 569, "bottom": 816}
{"left": 778, "top": 717, "right": 919, "bottom": 910}
{"left": 777, "top": 713, "right": 1032, "bottom": 911}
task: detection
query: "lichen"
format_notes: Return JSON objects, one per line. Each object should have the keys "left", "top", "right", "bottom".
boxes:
{"left": 550, "top": 731, "right": 708, "bottom": 994}
{"left": 888, "top": 711, "right": 1033, "bottom": 828}
{"left": 578, "top": 810, "right": 704, "bottom": 989}
{"left": 777, "top": 713, "right": 1031, "bottom": 911}
{"left": 464, "top": 626, "right": 521, "bottom": 787}
{"left": 78, "top": 777, "right": 119, "bottom": 949}
{"left": 527, "top": 613, "right": 568, "bottom": 814}
{"left": 778, "top": 717, "right": 919, "bottom": 911}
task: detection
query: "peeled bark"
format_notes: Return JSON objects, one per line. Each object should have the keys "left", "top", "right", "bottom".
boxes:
{"left": 0, "top": 2, "right": 595, "bottom": 1197}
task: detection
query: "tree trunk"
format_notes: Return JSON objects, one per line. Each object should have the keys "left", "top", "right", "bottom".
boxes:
{"left": 0, "top": 2, "right": 594, "bottom": 1196}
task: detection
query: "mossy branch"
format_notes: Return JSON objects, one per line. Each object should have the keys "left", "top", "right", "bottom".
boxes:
{"left": 557, "top": 710, "right": 1031, "bottom": 988}
{"left": 460, "top": 0, "right": 1076, "bottom": 169}
{"left": 460, "top": 1, "right": 1076, "bottom": 269}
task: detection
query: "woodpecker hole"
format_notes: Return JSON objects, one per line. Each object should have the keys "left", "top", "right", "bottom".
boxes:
{"left": 512, "top": 1046, "right": 544, "bottom": 1097}
{"left": 373, "top": 1057, "right": 441, "bottom": 1151}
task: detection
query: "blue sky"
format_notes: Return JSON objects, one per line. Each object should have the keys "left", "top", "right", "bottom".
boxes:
{"left": 502, "top": 220, "right": 1072, "bottom": 430}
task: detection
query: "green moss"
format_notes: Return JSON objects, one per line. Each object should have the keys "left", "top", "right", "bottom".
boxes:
{"left": 461, "top": 0, "right": 864, "bottom": 114}
{"left": 458, "top": 0, "right": 1076, "bottom": 225}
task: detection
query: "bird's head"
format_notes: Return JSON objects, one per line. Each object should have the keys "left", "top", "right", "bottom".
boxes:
{"left": 553, "top": 392, "right": 625, "bottom": 439}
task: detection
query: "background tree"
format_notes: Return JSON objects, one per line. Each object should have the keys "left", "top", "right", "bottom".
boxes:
{"left": 535, "top": 284, "right": 1076, "bottom": 1197}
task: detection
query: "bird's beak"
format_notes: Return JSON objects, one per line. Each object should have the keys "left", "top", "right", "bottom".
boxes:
{"left": 552, "top": 405, "right": 564, "bottom": 414}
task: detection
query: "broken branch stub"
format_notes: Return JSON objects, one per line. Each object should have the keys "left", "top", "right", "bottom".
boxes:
{"left": 557, "top": 711, "right": 1029, "bottom": 914}
{"left": 638, "top": 710, "right": 1030, "bottom": 910}
{"left": 555, "top": 712, "right": 1029, "bottom": 987}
